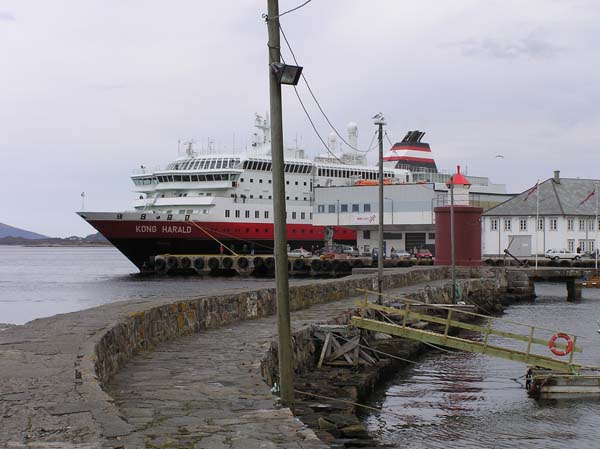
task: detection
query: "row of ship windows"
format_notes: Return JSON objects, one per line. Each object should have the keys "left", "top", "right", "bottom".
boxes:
{"left": 316, "top": 168, "right": 397, "bottom": 180}
{"left": 490, "top": 218, "right": 600, "bottom": 232}
{"left": 168, "top": 158, "right": 240, "bottom": 171}
{"left": 224, "top": 210, "right": 312, "bottom": 220}
{"left": 134, "top": 174, "right": 235, "bottom": 185}
{"left": 317, "top": 203, "right": 372, "bottom": 213}
{"left": 232, "top": 194, "right": 309, "bottom": 201}
{"left": 166, "top": 158, "right": 314, "bottom": 173}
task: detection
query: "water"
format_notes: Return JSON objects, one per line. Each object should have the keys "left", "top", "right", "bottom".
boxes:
{"left": 0, "top": 246, "right": 274, "bottom": 325}
{"left": 364, "top": 283, "right": 600, "bottom": 448}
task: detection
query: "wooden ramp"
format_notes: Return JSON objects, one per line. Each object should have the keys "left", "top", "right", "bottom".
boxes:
{"left": 350, "top": 289, "right": 592, "bottom": 375}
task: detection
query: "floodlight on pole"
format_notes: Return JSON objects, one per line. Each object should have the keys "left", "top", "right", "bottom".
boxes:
{"left": 270, "top": 62, "right": 303, "bottom": 85}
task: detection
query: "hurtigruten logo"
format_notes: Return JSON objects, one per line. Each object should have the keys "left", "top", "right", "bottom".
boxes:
{"left": 352, "top": 214, "right": 377, "bottom": 225}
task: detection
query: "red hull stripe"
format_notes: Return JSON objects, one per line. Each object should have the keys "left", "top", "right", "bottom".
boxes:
{"left": 382, "top": 156, "right": 436, "bottom": 163}
{"left": 391, "top": 145, "right": 432, "bottom": 152}
{"left": 88, "top": 220, "right": 356, "bottom": 241}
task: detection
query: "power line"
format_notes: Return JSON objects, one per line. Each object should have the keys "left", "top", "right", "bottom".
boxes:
{"left": 264, "top": 0, "right": 314, "bottom": 20}
{"left": 278, "top": 22, "right": 375, "bottom": 154}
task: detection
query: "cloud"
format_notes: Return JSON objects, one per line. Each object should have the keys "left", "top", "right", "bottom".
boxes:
{"left": 453, "top": 35, "right": 561, "bottom": 60}
{"left": 0, "top": 11, "right": 15, "bottom": 21}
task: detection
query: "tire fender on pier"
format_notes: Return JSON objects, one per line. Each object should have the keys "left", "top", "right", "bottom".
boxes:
{"left": 208, "top": 257, "right": 219, "bottom": 270}
{"left": 264, "top": 257, "right": 275, "bottom": 270}
{"left": 167, "top": 256, "right": 178, "bottom": 270}
{"left": 154, "top": 257, "right": 167, "bottom": 272}
{"left": 222, "top": 257, "right": 233, "bottom": 269}
{"left": 180, "top": 257, "right": 191, "bottom": 269}
{"left": 293, "top": 258, "right": 305, "bottom": 271}
{"left": 237, "top": 257, "right": 249, "bottom": 269}
{"left": 193, "top": 257, "right": 204, "bottom": 270}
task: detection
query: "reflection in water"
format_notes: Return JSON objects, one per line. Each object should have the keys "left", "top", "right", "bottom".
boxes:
{"left": 364, "top": 283, "right": 600, "bottom": 448}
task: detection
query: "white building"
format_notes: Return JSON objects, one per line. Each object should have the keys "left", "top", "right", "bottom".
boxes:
{"left": 482, "top": 171, "right": 600, "bottom": 257}
{"left": 313, "top": 178, "right": 511, "bottom": 256}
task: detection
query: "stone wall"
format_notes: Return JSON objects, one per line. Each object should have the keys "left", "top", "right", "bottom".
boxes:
{"left": 94, "top": 267, "right": 449, "bottom": 384}
{"left": 259, "top": 270, "right": 504, "bottom": 389}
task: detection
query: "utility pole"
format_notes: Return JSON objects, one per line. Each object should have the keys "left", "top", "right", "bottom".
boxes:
{"left": 266, "top": 0, "right": 294, "bottom": 408}
{"left": 449, "top": 177, "right": 456, "bottom": 303}
{"left": 374, "top": 114, "right": 386, "bottom": 301}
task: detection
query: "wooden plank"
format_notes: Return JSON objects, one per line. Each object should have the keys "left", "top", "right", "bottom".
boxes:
{"left": 351, "top": 316, "right": 584, "bottom": 373}
{"left": 357, "top": 302, "right": 582, "bottom": 353}
{"left": 317, "top": 332, "right": 332, "bottom": 369}
{"left": 330, "top": 335, "right": 355, "bottom": 364}
{"left": 328, "top": 336, "right": 359, "bottom": 362}
{"left": 359, "top": 349, "right": 377, "bottom": 365}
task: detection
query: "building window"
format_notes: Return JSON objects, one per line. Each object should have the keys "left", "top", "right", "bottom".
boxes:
{"left": 519, "top": 219, "right": 527, "bottom": 231}
{"left": 589, "top": 220, "right": 595, "bottom": 231}
{"left": 428, "top": 233, "right": 435, "bottom": 240}
{"left": 579, "top": 219, "right": 585, "bottom": 231}
{"left": 579, "top": 240, "right": 586, "bottom": 252}
{"left": 490, "top": 219, "right": 498, "bottom": 231}
{"left": 328, "top": 204, "right": 336, "bottom": 213}
{"left": 340, "top": 204, "right": 348, "bottom": 213}
{"left": 352, "top": 204, "right": 360, "bottom": 212}
{"left": 590, "top": 241, "right": 596, "bottom": 252}
{"left": 225, "top": 210, "right": 230, "bottom": 218}
{"left": 301, "top": 212, "right": 306, "bottom": 219}
{"left": 503, "top": 219, "right": 512, "bottom": 231}
{"left": 550, "top": 218, "right": 558, "bottom": 231}
{"left": 567, "top": 218, "right": 574, "bottom": 231}
{"left": 235, "top": 210, "right": 240, "bottom": 218}
{"left": 363, "top": 230, "right": 371, "bottom": 239}
{"left": 245, "top": 210, "right": 250, "bottom": 218}
{"left": 568, "top": 239, "right": 575, "bottom": 253}
{"left": 255, "top": 211, "right": 260, "bottom": 218}
{"left": 292, "top": 212, "right": 297, "bottom": 219}
{"left": 364, "top": 204, "right": 371, "bottom": 212}
{"left": 310, "top": 212, "right": 313, "bottom": 220}
{"left": 318, "top": 204, "right": 325, "bottom": 213}
{"left": 538, "top": 219, "right": 544, "bottom": 231}
{"left": 259, "top": 179, "right": 263, "bottom": 183}
{"left": 264, "top": 211, "right": 269, "bottom": 219}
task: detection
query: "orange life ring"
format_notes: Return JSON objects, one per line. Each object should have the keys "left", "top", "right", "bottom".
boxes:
{"left": 549, "top": 333, "right": 573, "bottom": 357}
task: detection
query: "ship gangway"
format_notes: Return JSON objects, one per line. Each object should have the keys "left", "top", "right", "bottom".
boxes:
{"left": 350, "top": 289, "right": 600, "bottom": 398}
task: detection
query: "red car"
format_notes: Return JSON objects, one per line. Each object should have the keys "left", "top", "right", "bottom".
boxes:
{"left": 415, "top": 248, "right": 433, "bottom": 259}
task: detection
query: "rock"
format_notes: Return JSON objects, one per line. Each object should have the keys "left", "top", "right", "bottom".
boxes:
{"left": 318, "top": 417, "right": 337, "bottom": 430}
{"left": 340, "top": 424, "right": 369, "bottom": 438}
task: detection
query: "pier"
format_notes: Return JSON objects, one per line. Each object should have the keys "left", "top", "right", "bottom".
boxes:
{"left": 1, "top": 266, "right": 502, "bottom": 448}
{"left": 504, "top": 267, "right": 591, "bottom": 302}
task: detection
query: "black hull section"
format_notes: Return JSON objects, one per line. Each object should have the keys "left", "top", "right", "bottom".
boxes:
{"left": 110, "top": 237, "right": 355, "bottom": 271}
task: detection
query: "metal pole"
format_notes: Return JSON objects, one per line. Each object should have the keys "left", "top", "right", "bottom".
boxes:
{"left": 377, "top": 122, "right": 384, "bottom": 300}
{"left": 450, "top": 177, "right": 456, "bottom": 303}
{"left": 594, "top": 184, "right": 600, "bottom": 274}
{"left": 535, "top": 181, "right": 539, "bottom": 270}
{"left": 266, "top": 0, "right": 294, "bottom": 408}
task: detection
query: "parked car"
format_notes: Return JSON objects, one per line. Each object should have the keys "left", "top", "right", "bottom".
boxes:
{"left": 287, "top": 248, "right": 312, "bottom": 258}
{"left": 544, "top": 248, "right": 580, "bottom": 260}
{"left": 415, "top": 248, "right": 433, "bottom": 259}
{"left": 390, "top": 249, "right": 411, "bottom": 260}
{"left": 340, "top": 245, "right": 360, "bottom": 257}
{"left": 316, "top": 245, "right": 351, "bottom": 260}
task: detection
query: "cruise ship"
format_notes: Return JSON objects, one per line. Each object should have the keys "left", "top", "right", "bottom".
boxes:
{"left": 78, "top": 115, "right": 413, "bottom": 270}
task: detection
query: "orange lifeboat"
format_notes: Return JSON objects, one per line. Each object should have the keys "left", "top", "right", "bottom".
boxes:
{"left": 354, "top": 178, "right": 397, "bottom": 186}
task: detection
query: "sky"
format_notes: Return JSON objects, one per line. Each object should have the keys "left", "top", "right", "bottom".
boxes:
{"left": 1, "top": 0, "right": 599, "bottom": 237}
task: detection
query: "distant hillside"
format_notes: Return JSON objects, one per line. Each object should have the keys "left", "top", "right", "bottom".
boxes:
{"left": 0, "top": 222, "right": 48, "bottom": 239}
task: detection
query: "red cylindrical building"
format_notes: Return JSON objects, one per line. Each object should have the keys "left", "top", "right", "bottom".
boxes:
{"left": 434, "top": 205, "right": 483, "bottom": 266}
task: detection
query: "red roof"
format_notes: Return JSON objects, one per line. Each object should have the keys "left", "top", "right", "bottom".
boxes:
{"left": 446, "top": 165, "right": 471, "bottom": 186}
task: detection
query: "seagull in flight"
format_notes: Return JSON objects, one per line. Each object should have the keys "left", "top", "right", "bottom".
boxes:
{"left": 495, "top": 155, "right": 505, "bottom": 159}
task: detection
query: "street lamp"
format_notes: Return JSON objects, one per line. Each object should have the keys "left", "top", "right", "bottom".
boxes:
{"left": 384, "top": 197, "right": 394, "bottom": 225}
{"left": 270, "top": 62, "right": 303, "bottom": 85}
{"left": 373, "top": 113, "right": 386, "bottom": 300}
